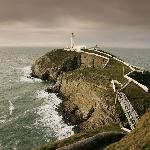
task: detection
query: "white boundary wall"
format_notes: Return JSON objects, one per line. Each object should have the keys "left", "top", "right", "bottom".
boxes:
{"left": 91, "top": 49, "right": 113, "bottom": 57}
{"left": 124, "top": 74, "right": 149, "bottom": 92}
{"left": 71, "top": 48, "right": 149, "bottom": 92}
{"left": 91, "top": 49, "right": 148, "bottom": 92}
{"left": 81, "top": 51, "right": 109, "bottom": 60}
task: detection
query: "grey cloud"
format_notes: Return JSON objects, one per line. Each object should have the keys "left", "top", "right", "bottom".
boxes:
{"left": 0, "top": 0, "right": 150, "bottom": 47}
{"left": 0, "top": 0, "right": 150, "bottom": 28}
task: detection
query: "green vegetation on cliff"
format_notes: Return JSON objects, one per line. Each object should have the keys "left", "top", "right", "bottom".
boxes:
{"left": 31, "top": 49, "right": 81, "bottom": 81}
{"left": 31, "top": 48, "right": 150, "bottom": 150}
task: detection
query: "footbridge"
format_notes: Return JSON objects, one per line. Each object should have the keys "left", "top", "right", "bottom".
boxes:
{"left": 117, "top": 92, "right": 139, "bottom": 130}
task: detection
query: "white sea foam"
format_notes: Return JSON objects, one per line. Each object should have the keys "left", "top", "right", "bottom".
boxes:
{"left": 0, "top": 115, "right": 7, "bottom": 124}
{"left": 35, "top": 90, "right": 74, "bottom": 140}
{"left": 0, "top": 143, "right": 2, "bottom": 150}
{"left": 9, "top": 100, "right": 14, "bottom": 115}
{"left": 0, "top": 120, "right": 6, "bottom": 124}
{"left": 20, "top": 66, "right": 42, "bottom": 83}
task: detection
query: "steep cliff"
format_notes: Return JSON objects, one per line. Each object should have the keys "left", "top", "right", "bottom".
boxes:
{"left": 31, "top": 49, "right": 81, "bottom": 82}
{"left": 57, "top": 69, "right": 118, "bottom": 132}
{"left": 31, "top": 49, "right": 150, "bottom": 131}
{"left": 32, "top": 48, "right": 150, "bottom": 149}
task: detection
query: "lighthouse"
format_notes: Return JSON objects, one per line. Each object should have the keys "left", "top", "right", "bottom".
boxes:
{"left": 70, "top": 33, "right": 75, "bottom": 49}
{"left": 64, "top": 33, "right": 86, "bottom": 52}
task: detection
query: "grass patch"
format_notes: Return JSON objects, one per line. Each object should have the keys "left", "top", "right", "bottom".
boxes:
{"left": 128, "top": 71, "right": 150, "bottom": 89}
{"left": 65, "top": 67, "right": 111, "bottom": 87}
{"left": 123, "top": 82, "right": 150, "bottom": 117}
{"left": 40, "top": 49, "right": 80, "bottom": 66}
{"left": 66, "top": 57, "right": 131, "bottom": 86}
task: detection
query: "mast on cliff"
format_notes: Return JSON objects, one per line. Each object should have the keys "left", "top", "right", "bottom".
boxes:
{"left": 70, "top": 33, "right": 75, "bottom": 49}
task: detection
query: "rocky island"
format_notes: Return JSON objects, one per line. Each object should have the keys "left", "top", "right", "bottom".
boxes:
{"left": 31, "top": 47, "right": 150, "bottom": 150}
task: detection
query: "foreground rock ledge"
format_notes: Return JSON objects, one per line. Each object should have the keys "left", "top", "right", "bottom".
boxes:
{"left": 57, "top": 132, "right": 125, "bottom": 150}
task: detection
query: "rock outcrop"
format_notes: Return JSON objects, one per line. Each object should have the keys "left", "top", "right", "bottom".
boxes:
{"left": 31, "top": 48, "right": 150, "bottom": 132}
{"left": 31, "top": 49, "right": 81, "bottom": 82}
{"left": 32, "top": 48, "right": 150, "bottom": 150}
{"left": 57, "top": 75, "right": 118, "bottom": 132}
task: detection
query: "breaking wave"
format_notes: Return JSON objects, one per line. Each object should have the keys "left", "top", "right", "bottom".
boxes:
{"left": 0, "top": 115, "right": 7, "bottom": 124}
{"left": 20, "top": 66, "right": 42, "bottom": 83}
{"left": 9, "top": 100, "right": 15, "bottom": 115}
{"left": 35, "top": 90, "right": 74, "bottom": 140}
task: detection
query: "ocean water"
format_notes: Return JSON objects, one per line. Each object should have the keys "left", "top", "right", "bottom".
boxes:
{"left": 0, "top": 47, "right": 149, "bottom": 150}
{"left": 0, "top": 47, "right": 73, "bottom": 150}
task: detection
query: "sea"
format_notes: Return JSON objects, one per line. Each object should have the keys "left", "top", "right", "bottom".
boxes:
{"left": 0, "top": 47, "right": 150, "bottom": 150}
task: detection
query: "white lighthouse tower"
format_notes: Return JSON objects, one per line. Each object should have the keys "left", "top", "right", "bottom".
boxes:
{"left": 64, "top": 33, "right": 86, "bottom": 52}
{"left": 70, "top": 33, "right": 75, "bottom": 50}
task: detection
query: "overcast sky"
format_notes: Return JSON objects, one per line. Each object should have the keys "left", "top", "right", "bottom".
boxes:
{"left": 0, "top": 0, "right": 150, "bottom": 48}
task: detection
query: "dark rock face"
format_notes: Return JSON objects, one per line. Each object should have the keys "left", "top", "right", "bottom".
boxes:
{"left": 57, "top": 77, "right": 117, "bottom": 132}
{"left": 58, "top": 100, "right": 95, "bottom": 126}
{"left": 31, "top": 49, "right": 81, "bottom": 82}
{"left": 46, "top": 85, "right": 60, "bottom": 93}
